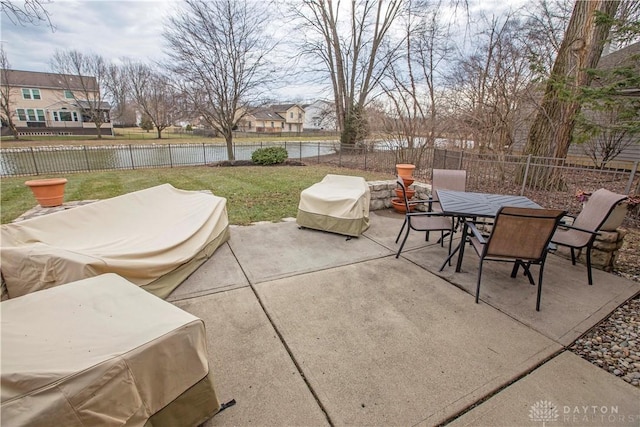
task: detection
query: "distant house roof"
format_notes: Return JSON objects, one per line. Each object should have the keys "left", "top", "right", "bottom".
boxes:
{"left": 0, "top": 69, "right": 99, "bottom": 92}
{"left": 250, "top": 107, "right": 285, "bottom": 121}
{"left": 271, "top": 103, "right": 304, "bottom": 112}
{"left": 76, "top": 100, "right": 111, "bottom": 111}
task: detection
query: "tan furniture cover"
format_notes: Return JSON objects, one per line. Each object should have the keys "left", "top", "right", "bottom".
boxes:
{"left": 0, "top": 184, "right": 230, "bottom": 299}
{"left": 0, "top": 273, "right": 220, "bottom": 427}
{"left": 297, "top": 174, "right": 371, "bottom": 237}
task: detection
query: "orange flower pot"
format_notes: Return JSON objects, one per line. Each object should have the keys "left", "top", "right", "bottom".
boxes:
{"left": 396, "top": 164, "right": 415, "bottom": 179}
{"left": 25, "top": 178, "right": 67, "bottom": 207}
{"left": 391, "top": 197, "right": 416, "bottom": 213}
{"left": 395, "top": 188, "right": 416, "bottom": 200}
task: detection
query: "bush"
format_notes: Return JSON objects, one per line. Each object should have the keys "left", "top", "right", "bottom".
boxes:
{"left": 251, "top": 146, "right": 288, "bottom": 165}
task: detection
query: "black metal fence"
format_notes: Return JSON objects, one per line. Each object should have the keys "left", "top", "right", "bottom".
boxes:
{"left": 1, "top": 141, "right": 638, "bottom": 222}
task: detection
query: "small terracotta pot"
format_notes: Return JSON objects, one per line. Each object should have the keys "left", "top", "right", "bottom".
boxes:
{"left": 25, "top": 178, "right": 67, "bottom": 207}
{"left": 396, "top": 163, "right": 416, "bottom": 178}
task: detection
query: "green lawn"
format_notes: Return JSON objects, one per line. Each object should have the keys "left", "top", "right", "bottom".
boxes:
{"left": 1, "top": 165, "right": 392, "bottom": 225}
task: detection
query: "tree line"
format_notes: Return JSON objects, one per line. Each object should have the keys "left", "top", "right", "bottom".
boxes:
{"left": 1, "top": 0, "right": 638, "bottom": 167}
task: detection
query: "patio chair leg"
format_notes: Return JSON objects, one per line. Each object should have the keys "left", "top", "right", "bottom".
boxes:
{"left": 395, "top": 219, "right": 407, "bottom": 244}
{"left": 510, "top": 261, "right": 520, "bottom": 278}
{"left": 586, "top": 246, "right": 593, "bottom": 285}
{"left": 396, "top": 227, "right": 411, "bottom": 258}
{"left": 447, "top": 226, "right": 454, "bottom": 266}
{"left": 536, "top": 265, "right": 545, "bottom": 311}
{"left": 475, "top": 259, "right": 484, "bottom": 304}
{"left": 522, "top": 262, "right": 535, "bottom": 286}
{"left": 570, "top": 248, "right": 576, "bottom": 265}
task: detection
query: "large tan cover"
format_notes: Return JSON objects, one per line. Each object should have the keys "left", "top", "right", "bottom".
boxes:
{"left": 0, "top": 184, "right": 230, "bottom": 299}
{"left": 297, "top": 174, "right": 370, "bottom": 237}
{"left": 0, "top": 273, "right": 219, "bottom": 426}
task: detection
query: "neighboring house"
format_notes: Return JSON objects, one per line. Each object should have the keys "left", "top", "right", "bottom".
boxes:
{"left": 0, "top": 69, "right": 113, "bottom": 137}
{"left": 237, "top": 103, "right": 305, "bottom": 133}
{"left": 303, "top": 100, "right": 337, "bottom": 131}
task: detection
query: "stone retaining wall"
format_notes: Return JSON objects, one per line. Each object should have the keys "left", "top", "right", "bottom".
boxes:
{"left": 367, "top": 180, "right": 432, "bottom": 211}
{"left": 555, "top": 228, "right": 627, "bottom": 272}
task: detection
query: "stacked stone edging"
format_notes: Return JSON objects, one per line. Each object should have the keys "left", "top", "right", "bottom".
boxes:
{"left": 367, "top": 180, "right": 431, "bottom": 211}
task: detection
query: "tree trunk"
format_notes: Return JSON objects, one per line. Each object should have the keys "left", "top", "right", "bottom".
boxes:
{"left": 525, "top": 0, "right": 619, "bottom": 159}
{"left": 224, "top": 132, "right": 235, "bottom": 162}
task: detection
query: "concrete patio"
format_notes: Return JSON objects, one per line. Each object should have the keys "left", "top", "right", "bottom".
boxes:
{"left": 168, "top": 210, "right": 640, "bottom": 426}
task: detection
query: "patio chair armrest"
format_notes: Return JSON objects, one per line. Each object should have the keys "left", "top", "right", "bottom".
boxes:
{"left": 558, "top": 223, "right": 599, "bottom": 236}
{"left": 405, "top": 211, "right": 448, "bottom": 218}
{"left": 465, "top": 220, "right": 486, "bottom": 244}
{"left": 559, "top": 214, "right": 576, "bottom": 226}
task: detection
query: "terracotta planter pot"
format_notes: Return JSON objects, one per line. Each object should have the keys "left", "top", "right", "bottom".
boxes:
{"left": 391, "top": 197, "right": 416, "bottom": 213}
{"left": 396, "top": 164, "right": 415, "bottom": 179}
{"left": 25, "top": 178, "right": 67, "bottom": 207}
{"left": 395, "top": 188, "right": 415, "bottom": 200}
{"left": 400, "top": 176, "right": 415, "bottom": 187}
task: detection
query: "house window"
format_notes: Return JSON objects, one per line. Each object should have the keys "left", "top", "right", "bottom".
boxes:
{"left": 290, "top": 112, "right": 293, "bottom": 118}
{"left": 248, "top": 121, "right": 252, "bottom": 129}
{"left": 288, "top": 124, "right": 292, "bottom": 131}
{"left": 52, "top": 111, "right": 79, "bottom": 122}
{"left": 64, "top": 90, "right": 74, "bottom": 99}
{"left": 16, "top": 108, "right": 45, "bottom": 121}
{"left": 271, "top": 121, "right": 274, "bottom": 127}
{"left": 22, "top": 88, "right": 41, "bottom": 100}
{"left": 298, "top": 113, "right": 302, "bottom": 119}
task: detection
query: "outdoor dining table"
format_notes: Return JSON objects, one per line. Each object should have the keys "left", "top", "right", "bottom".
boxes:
{"left": 436, "top": 189, "right": 542, "bottom": 272}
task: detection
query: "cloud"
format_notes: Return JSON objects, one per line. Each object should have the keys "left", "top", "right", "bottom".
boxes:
{"left": 1, "top": 0, "right": 176, "bottom": 71}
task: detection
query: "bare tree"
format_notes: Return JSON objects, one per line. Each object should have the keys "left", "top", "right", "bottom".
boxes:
{"left": 163, "top": 0, "right": 276, "bottom": 161}
{"left": 524, "top": 0, "right": 620, "bottom": 159}
{"left": 50, "top": 50, "right": 111, "bottom": 138}
{"left": 1, "top": 0, "right": 54, "bottom": 30}
{"left": 292, "top": 0, "right": 404, "bottom": 147}
{"left": 379, "top": 0, "right": 452, "bottom": 165}
{"left": 124, "top": 62, "right": 180, "bottom": 139}
{"left": 449, "top": 13, "right": 535, "bottom": 153}
{"left": 522, "top": 0, "right": 572, "bottom": 79}
{"left": 103, "top": 63, "right": 130, "bottom": 126}
{"left": 0, "top": 46, "right": 19, "bottom": 139}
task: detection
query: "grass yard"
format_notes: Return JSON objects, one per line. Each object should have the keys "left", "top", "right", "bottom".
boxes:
{"left": 0, "top": 127, "right": 338, "bottom": 148}
{"left": 0, "top": 165, "right": 393, "bottom": 225}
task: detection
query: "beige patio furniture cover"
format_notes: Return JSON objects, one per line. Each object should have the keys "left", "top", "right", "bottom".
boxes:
{"left": 297, "top": 174, "right": 370, "bottom": 237}
{"left": 0, "top": 273, "right": 220, "bottom": 426}
{"left": 0, "top": 183, "right": 230, "bottom": 299}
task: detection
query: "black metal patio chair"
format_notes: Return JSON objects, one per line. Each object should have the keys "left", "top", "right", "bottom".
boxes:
{"left": 551, "top": 188, "right": 627, "bottom": 286}
{"left": 394, "top": 176, "right": 455, "bottom": 258}
{"left": 466, "top": 206, "right": 566, "bottom": 311}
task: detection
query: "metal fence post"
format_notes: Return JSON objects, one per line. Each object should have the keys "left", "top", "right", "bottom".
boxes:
{"left": 129, "top": 144, "right": 135, "bottom": 169}
{"left": 520, "top": 154, "right": 532, "bottom": 196}
{"left": 364, "top": 146, "right": 367, "bottom": 171}
{"left": 168, "top": 144, "right": 173, "bottom": 168}
{"left": 203, "top": 143, "right": 206, "bottom": 165}
{"left": 83, "top": 145, "right": 90, "bottom": 171}
{"left": 625, "top": 160, "right": 638, "bottom": 194}
{"left": 30, "top": 146, "right": 39, "bottom": 175}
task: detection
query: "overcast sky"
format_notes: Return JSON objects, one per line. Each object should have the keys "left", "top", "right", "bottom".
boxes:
{"left": 1, "top": 0, "right": 527, "bottom": 101}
